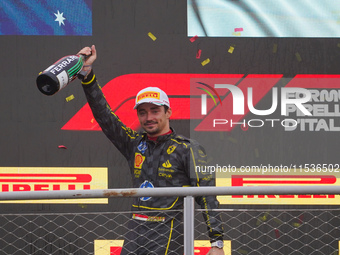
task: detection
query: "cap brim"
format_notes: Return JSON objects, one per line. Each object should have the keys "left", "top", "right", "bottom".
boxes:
{"left": 134, "top": 101, "right": 168, "bottom": 110}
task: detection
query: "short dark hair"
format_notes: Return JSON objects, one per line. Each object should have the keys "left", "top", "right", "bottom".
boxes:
{"left": 163, "top": 105, "right": 169, "bottom": 113}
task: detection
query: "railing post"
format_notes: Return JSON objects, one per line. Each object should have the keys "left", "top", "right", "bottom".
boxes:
{"left": 184, "top": 195, "right": 194, "bottom": 255}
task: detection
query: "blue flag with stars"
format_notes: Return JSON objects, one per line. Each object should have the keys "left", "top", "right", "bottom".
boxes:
{"left": 0, "top": 0, "right": 92, "bottom": 36}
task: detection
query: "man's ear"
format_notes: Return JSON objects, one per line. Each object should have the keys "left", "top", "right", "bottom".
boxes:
{"left": 166, "top": 107, "right": 172, "bottom": 119}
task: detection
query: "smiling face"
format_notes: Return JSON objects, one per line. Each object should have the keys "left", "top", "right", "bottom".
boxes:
{"left": 137, "top": 103, "right": 172, "bottom": 137}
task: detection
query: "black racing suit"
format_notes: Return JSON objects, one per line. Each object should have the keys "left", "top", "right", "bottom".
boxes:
{"left": 82, "top": 70, "right": 224, "bottom": 254}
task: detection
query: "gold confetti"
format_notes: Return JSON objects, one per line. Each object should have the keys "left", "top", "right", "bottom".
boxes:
{"left": 66, "top": 94, "right": 75, "bottom": 102}
{"left": 273, "top": 217, "right": 283, "bottom": 225}
{"left": 295, "top": 52, "right": 302, "bottom": 62}
{"left": 273, "top": 43, "right": 278, "bottom": 53}
{"left": 227, "top": 137, "right": 237, "bottom": 144}
{"left": 201, "top": 58, "right": 210, "bottom": 66}
{"left": 232, "top": 32, "right": 241, "bottom": 36}
{"left": 292, "top": 222, "right": 301, "bottom": 227}
{"left": 228, "top": 46, "right": 235, "bottom": 54}
{"left": 148, "top": 32, "right": 157, "bottom": 41}
{"left": 256, "top": 212, "right": 269, "bottom": 225}
{"left": 238, "top": 249, "right": 249, "bottom": 254}
{"left": 261, "top": 212, "right": 269, "bottom": 221}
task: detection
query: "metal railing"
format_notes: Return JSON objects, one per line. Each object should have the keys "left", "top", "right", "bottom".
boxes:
{"left": 1, "top": 185, "right": 340, "bottom": 200}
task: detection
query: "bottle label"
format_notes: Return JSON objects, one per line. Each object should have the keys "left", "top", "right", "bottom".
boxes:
{"left": 56, "top": 70, "right": 69, "bottom": 89}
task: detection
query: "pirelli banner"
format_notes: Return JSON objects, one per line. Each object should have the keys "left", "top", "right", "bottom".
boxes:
{"left": 0, "top": 167, "right": 108, "bottom": 204}
{"left": 216, "top": 173, "right": 339, "bottom": 205}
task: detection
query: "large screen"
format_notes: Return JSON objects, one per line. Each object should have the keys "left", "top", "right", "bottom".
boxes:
{"left": 187, "top": 0, "right": 340, "bottom": 37}
{"left": 0, "top": 0, "right": 92, "bottom": 35}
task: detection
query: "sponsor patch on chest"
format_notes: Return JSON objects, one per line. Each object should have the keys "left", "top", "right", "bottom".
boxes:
{"left": 134, "top": 153, "right": 145, "bottom": 169}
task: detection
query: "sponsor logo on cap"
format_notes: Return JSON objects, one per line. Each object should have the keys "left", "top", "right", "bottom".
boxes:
{"left": 137, "top": 91, "right": 160, "bottom": 102}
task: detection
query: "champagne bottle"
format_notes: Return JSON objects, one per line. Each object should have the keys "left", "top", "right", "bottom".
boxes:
{"left": 36, "top": 54, "right": 86, "bottom": 96}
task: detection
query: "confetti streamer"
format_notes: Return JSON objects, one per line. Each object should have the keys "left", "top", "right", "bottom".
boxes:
{"left": 295, "top": 52, "right": 302, "bottom": 62}
{"left": 232, "top": 32, "right": 241, "bottom": 36}
{"left": 256, "top": 212, "right": 269, "bottom": 225}
{"left": 66, "top": 94, "right": 75, "bottom": 102}
{"left": 274, "top": 229, "right": 280, "bottom": 238}
{"left": 292, "top": 222, "right": 301, "bottom": 227}
{"left": 91, "top": 118, "right": 95, "bottom": 123}
{"left": 234, "top": 27, "right": 243, "bottom": 32}
{"left": 238, "top": 249, "right": 249, "bottom": 254}
{"left": 227, "top": 137, "right": 238, "bottom": 144}
{"left": 196, "top": 49, "right": 202, "bottom": 59}
{"left": 261, "top": 212, "right": 269, "bottom": 221}
{"left": 256, "top": 218, "right": 261, "bottom": 226}
{"left": 228, "top": 46, "right": 235, "bottom": 54}
{"left": 148, "top": 32, "right": 157, "bottom": 41}
{"left": 273, "top": 217, "right": 283, "bottom": 225}
{"left": 190, "top": 35, "right": 198, "bottom": 42}
{"left": 291, "top": 214, "right": 304, "bottom": 227}
{"left": 201, "top": 58, "right": 210, "bottom": 66}
{"left": 58, "top": 145, "right": 67, "bottom": 149}
{"left": 273, "top": 43, "right": 278, "bottom": 53}
{"left": 298, "top": 214, "right": 304, "bottom": 223}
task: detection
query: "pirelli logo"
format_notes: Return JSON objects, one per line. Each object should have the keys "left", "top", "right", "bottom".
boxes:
{"left": 137, "top": 91, "right": 160, "bottom": 102}
{"left": 216, "top": 174, "right": 340, "bottom": 205}
{"left": 0, "top": 167, "right": 108, "bottom": 204}
{"left": 0, "top": 173, "right": 92, "bottom": 191}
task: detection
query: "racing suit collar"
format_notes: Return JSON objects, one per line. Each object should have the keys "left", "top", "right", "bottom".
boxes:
{"left": 146, "top": 127, "right": 175, "bottom": 143}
